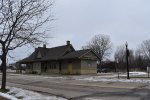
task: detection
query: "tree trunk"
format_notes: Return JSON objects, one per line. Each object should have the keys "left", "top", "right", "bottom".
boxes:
{"left": 1, "top": 45, "right": 7, "bottom": 89}
{"left": 99, "top": 60, "right": 102, "bottom": 68}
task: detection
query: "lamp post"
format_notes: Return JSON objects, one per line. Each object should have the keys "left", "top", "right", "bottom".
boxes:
{"left": 126, "top": 42, "right": 130, "bottom": 79}
{"left": 116, "top": 58, "right": 119, "bottom": 79}
{"left": 147, "top": 66, "right": 150, "bottom": 78}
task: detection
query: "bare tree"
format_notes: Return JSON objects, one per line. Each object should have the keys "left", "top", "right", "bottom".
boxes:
{"left": 114, "top": 44, "right": 134, "bottom": 71}
{"left": 140, "top": 40, "right": 150, "bottom": 61}
{"left": 114, "top": 45, "right": 126, "bottom": 70}
{"left": 134, "top": 47, "right": 145, "bottom": 70}
{"left": 128, "top": 49, "right": 134, "bottom": 68}
{"left": 82, "top": 34, "right": 112, "bottom": 67}
{"left": 134, "top": 39, "right": 150, "bottom": 69}
{"left": 0, "top": 0, "right": 53, "bottom": 89}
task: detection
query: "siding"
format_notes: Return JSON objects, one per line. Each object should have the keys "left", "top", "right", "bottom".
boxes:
{"left": 81, "top": 60, "right": 97, "bottom": 74}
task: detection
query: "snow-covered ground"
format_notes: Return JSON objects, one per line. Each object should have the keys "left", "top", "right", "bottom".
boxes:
{"left": 0, "top": 87, "right": 67, "bottom": 100}
{"left": 121, "top": 72, "right": 147, "bottom": 76}
{"left": 75, "top": 72, "right": 150, "bottom": 84}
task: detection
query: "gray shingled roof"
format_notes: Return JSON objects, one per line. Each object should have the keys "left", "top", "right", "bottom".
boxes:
{"left": 18, "top": 44, "right": 99, "bottom": 63}
{"left": 60, "top": 49, "right": 90, "bottom": 59}
{"left": 19, "top": 45, "right": 75, "bottom": 63}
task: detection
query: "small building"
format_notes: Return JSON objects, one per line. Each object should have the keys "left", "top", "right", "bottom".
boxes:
{"left": 18, "top": 41, "right": 100, "bottom": 75}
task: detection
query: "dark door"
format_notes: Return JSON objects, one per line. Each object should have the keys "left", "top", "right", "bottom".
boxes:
{"left": 41, "top": 62, "right": 47, "bottom": 72}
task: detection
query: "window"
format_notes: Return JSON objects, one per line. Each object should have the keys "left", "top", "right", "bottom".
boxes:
{"left": 49, "top": 63, "right": 56, "bottom": 69}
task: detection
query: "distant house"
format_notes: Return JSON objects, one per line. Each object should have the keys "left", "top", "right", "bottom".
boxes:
{"left": 18, "top": 41, "right": 100, "bottom": 75}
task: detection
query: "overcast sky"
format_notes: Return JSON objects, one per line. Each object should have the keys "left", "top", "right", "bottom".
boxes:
{"left": 50, "top": 0, "right": 150, "bottom": 49}
{"left": 11, "top": 0, "right": 150, "bottom": 63}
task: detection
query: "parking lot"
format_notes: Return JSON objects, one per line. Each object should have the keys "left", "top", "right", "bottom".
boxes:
{"left": 0, "top": 72, "right": 150, "bottom": 100}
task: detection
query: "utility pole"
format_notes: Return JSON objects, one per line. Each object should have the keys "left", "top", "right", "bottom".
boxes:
{"left": 126, "top": 42, "right": 130, "bottom": 79}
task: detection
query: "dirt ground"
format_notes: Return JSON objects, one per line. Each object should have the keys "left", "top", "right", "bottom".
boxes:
{"left": 0, "top": 96, "right": 6, "bottom": 100}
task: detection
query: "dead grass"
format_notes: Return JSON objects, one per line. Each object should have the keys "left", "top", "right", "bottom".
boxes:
{"left": 0, "top": 96, "right": 6, "bottom": 100}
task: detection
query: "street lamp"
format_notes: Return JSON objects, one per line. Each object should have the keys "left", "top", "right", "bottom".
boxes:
{"left": 126, "top": 42, "right": 130, "bottom": 79}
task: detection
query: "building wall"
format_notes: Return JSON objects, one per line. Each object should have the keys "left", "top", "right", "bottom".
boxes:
{"left": 32, "top": 62, "right": 41, "bottom": 74}
{"left": 25, "top": 63, "right": 33, "bottom": 74}
{"left": 61, "top": 60, "right": 81, "bottom": 75}
{"left": 25, "top": 61, "right": 60, "bottom": 74}
{"left": 24, "top": 59, "right": 97, "bottom": 75}
{"left": 80, "top": 60, "right": 97, "bottom": 74}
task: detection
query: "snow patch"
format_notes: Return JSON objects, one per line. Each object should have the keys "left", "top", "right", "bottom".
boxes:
{"left": 0, "top": 92, "right": 18, "bottom": 100}
{"left": 129, "top": 72, "right": 147, "bottom": 76}
{"left": 0, "top": 87, "right": 67, "bottom": 100}
{"left": 8, "top": 87, "right": 67, "bottom": 100}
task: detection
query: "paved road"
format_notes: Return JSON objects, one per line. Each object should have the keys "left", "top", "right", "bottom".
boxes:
{"left": 1, "top": 74, "right": 150, "bottom": 100}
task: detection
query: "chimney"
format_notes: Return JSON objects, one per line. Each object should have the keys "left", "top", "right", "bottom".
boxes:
{"left": 43, "top": 44, "right": 46, "bottom": 48}
{"left": 67, "top": 41, "right": 70, "bottom": 45}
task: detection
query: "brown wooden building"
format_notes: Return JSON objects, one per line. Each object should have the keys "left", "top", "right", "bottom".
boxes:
{"left": 18, "top": 41, "right": 100, "bottom": 75}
